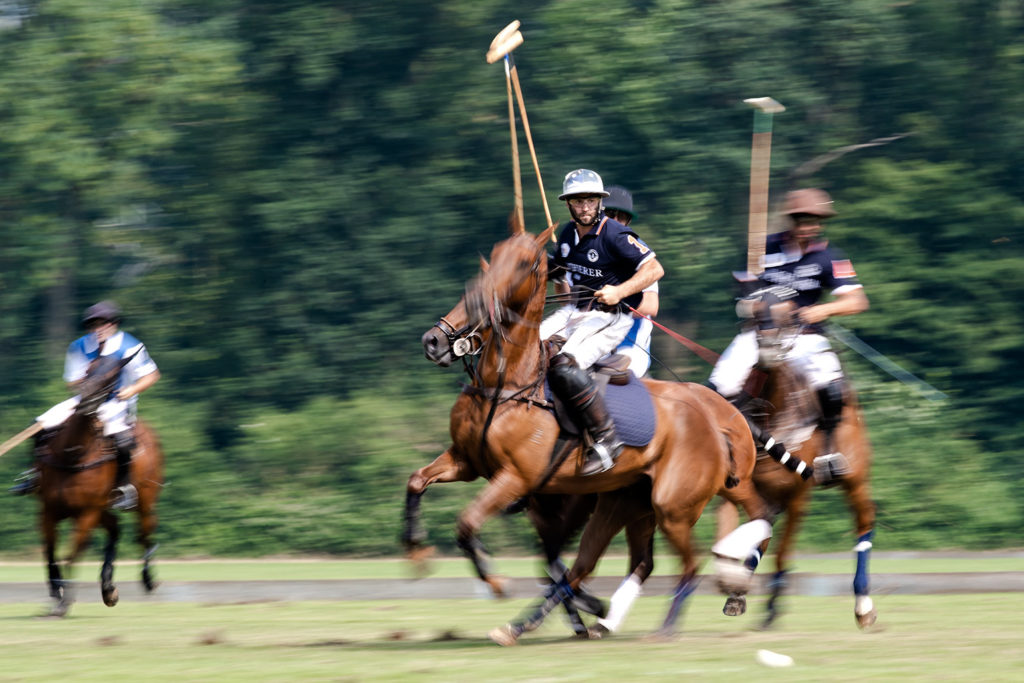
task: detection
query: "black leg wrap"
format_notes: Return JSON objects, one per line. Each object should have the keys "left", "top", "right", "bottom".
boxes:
{"left": 745, "top": 419, "right": 814, "bottom": 481}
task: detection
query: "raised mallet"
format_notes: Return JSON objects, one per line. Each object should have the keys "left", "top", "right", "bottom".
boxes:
{"left": 487, "top": 24, "right": 555, "bottom": 238}
{"left": 744, "top": 97, "right": 785, "bottom": 276}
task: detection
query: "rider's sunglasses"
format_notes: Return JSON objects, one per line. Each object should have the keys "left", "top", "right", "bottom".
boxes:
{"left": 791, "top": 214, "right": 821, "bottom": 226}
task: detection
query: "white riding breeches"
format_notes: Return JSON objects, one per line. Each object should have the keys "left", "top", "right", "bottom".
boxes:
{"left": 541, "top": 304, "right": 635, "bottom": 370}
{"left": 96, "top": 397, "right": 137, "bottom": 437}
{"left": 709, "top": 329, "right": 842, "bottom": 398}
{"left": 615, "top": 317, "right": 653, "bottom": 377}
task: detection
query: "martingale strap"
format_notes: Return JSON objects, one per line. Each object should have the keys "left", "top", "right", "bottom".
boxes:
{"left": 460, "top": 383, "right": 551, "bottom": 409}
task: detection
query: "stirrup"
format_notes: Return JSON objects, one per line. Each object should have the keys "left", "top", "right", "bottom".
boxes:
{"left": 109, "top": 484, "right": 139, "bottom": 511}
{"left": 580, "top": 440, "right": 621, "bottom": 476}
{"left": 9, "top": 470, "right": 39, "bottom": 496}
{"left": 812, "top": 452, "right": 849, "bottom": 486}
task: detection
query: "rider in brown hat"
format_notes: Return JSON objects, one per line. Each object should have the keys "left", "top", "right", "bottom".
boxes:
{"left": 709, "top": 188, "right": 869, "bottom": 483}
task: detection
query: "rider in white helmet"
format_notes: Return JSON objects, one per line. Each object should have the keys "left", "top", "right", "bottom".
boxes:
{"left": 541, "top": 169, "right": 664, "bottom": 475}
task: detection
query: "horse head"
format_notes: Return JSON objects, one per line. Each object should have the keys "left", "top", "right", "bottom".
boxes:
{"left": 422, "top": 296, "right": 481, "bottom": 367}
{"left": 747, "top": 285, "right": 801, "bottom": 370}
{"left": 463, "top": 228, "right": 552, "bottom": 335}
{"left": 76, "top": 350, "right": 137, "bottom": 416}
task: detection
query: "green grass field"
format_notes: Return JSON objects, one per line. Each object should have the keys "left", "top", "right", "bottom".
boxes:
{"left": 0, "top": 594, "right": 1021, "bottom": 681}
{"left": 0, "top": 552, "right": 1021, "bottom": 582}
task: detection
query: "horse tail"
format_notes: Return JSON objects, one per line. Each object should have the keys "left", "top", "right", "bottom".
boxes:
{"left": 746, "top": 420, "right": 814, "bottom": 481}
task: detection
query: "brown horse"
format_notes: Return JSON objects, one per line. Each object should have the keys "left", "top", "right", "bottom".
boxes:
{"left": 404, "top": 226, "right": 770, "bottom": 640}
{"left": 419, "top": 290, "right": 665, "bottom": 635}
{"left": 35, "top": 354, "right": 163, "bottom": 617}
{"left": 717, "top": 310, "right": 877, "bottom": 629}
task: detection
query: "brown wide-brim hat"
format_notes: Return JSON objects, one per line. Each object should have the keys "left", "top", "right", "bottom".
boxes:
{"left": 781, "top": 188, "right": 837, "bottom": 217}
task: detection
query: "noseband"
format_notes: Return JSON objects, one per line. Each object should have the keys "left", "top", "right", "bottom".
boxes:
{"left": 432, "top": 316, "right": 484, "bottom": 359}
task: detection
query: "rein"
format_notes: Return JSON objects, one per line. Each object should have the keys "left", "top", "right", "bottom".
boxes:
{"left": 38, "top": 445, "right": 116, "bottom": 472}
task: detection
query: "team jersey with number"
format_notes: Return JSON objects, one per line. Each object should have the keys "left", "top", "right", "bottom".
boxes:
{"left": 551, "top": 216, "right": 656, "bottom": 312}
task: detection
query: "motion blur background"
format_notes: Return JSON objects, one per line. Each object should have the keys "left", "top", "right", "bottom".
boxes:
{"left": 0, "top": 0, "right": 1020, "bottom": 557}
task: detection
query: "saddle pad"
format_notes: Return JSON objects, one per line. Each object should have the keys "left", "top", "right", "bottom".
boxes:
{"left": 545, "top": 372, "right": 656, "bottom": 447}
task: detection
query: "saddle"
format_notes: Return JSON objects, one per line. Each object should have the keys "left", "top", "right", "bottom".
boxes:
{"left": 544, "top": 354, "right": 656, "bottom": 448}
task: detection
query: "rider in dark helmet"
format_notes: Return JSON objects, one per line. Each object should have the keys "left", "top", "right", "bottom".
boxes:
{"left": 603, "top": 185, "right": 659, "bottom": 378}
{"left": 11, "top": 301, "right": 160, "bottom": 510}
{"left": 709, "top": 188, "right": 869, "bottom": 484}
{"left": 541, "top": 170, "right": 664, "bottom": 475}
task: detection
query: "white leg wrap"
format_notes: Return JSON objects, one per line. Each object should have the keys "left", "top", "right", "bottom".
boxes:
{"left": 597, "top": 573, "right": 642, "bottom": 633}
{"left": 712, "top": 520, "right": 772, "bottom": 561}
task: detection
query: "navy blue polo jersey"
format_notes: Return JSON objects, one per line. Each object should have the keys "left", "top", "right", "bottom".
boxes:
{"left": 758, "top": 232, "right": 862, "bottom": 330}
{"left": 551, "top": 215, "right": 655, "bottom": 312}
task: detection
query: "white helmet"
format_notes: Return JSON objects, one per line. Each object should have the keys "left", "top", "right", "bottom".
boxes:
{"left": 557, "top": 168, "right": 610, "bottom": 200}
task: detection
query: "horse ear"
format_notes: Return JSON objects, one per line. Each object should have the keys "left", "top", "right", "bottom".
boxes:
{"left": 479, "top": 254, "right": 490, "bottom": 272}
{"left": 536, "top": 223, "right": 557, "bottom": 246}
{"left": 508, "top": 207, "right": 525, "bottom": 235}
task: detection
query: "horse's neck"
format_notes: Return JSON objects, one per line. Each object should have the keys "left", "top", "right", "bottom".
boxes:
{"left": 48, "top": 414, "right": 103, "bottom": 462}
{"left": 477, "top": 299, "right": 545, "bottom": 389}
{"left": 763, "top": 363, "right": 818, "bottom": 440}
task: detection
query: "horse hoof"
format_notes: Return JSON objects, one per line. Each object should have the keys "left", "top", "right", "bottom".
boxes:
{"left": 723, "top": 594, "right": 747, "bottom": 617}
{"left": 643, "top": 629, "right": 676, "bottom": 643}
{"left": 102, "top": 586, "right": 119, "bottom": 607}
{"left": 855, "top": 596, "right": 877, "bottom": 628}
{"left": 488, "top": 624, "right": 519, "bottom": 647}
{"left": 587, "top": 623, "right": 611, "bottom": 640}
{"left": 142, "top": 570, "right": 159, "bottom": 593}
{"left": 49, "top": 602, "right": 69, "bottom": 618}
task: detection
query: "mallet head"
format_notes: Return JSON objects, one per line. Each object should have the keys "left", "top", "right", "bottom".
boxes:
{"left": 489, "top": 20, "right": 520, "bottom": 51}
{"left": 486, "top": 30, "right": 523, "bottom": 64}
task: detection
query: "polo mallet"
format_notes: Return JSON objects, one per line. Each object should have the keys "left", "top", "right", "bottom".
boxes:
{"left": 743, "top": 97, "right": 785, "bottom": 276}
{"left": 489, "top": 22, "right": 525, "bottom": 233}
{"left": 487, "top": 24, "right": 556, "bottom": 240}
{"left": 0, "top": 422, "right": 42, "bottom": 458}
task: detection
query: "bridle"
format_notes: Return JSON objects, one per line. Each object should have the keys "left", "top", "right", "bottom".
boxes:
{"left": 431, "top": 315, "right": 484, "bottom": 361}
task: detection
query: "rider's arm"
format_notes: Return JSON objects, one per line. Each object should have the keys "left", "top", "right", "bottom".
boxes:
{"left": 798, "top": 287, "right": 869, "bottom": 324}
{"left": 634, "top": 289, "right": 659, "bottom": 319}
{"left": 116, "top": 369, "right": 161, "bottom": 401}
{"left": 595, "top": 257, "right": 664, "bottom": 307}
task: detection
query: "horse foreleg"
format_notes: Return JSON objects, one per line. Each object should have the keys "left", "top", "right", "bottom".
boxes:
{"left": 456, "top": 467, "right": 527, "bottom": 598}
{"left": 714, "top": 500, "right": 748, "bottom": 616}
{"left": 763, "top": 493, "right": 807, "bottom": 630}
{"left": 845, "top": 480, "right": 877, "bottom": 628}
{"left": 404, "top": 449, "right": 475, "bottom": 568}
{"left": 653, "top": 510, "right": 702, "bottom": 639}
{"left": 99, "top": 511, "right": 120, "bottom": 607}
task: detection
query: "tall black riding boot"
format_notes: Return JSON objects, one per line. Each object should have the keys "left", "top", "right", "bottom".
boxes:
{"left": 814, "top": 380, "right": 849, "bottom": 485}
{"left": 110, "top": 431, "right": 138, "bottom": 511}
{"left": 548, "top": 355, "right": 623, "bottom": 476}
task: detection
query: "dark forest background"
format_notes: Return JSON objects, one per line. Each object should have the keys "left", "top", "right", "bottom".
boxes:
{"left": 0, "top": 0, "right": 1021, "bottom": 556}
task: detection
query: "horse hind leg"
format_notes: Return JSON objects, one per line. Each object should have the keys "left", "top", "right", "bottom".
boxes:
{"left": 136, "top": 498, "right": 160, "bottom": 593}
{"left": 99, "top": 512, "right": 120, "bottom": 607}
{"left": 42, "top": 510, "right": 64, "bottom": 605}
